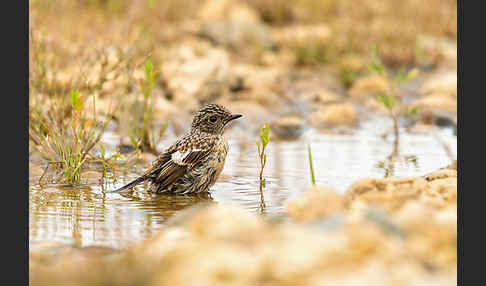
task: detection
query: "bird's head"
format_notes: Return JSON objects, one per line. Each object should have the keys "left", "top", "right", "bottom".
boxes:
{"left": 191, "top": 104, "right": 242, "bottom": 135}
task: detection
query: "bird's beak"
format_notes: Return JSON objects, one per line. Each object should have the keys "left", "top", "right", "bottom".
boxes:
{"left": 227, "top": 114, "right": 243, "bottom": 122}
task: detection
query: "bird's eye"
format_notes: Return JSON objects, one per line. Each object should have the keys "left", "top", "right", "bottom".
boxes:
{"left": 209, "top": 116, "right": 217, "bottom": 123}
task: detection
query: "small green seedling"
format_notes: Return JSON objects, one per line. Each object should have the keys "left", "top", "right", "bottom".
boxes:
{"left": 308, "top": 144, "right": 316, "bottom": 186}
{"left": 98, "top": 142, "right": 121, "bottom": 183}
{"left": 256, "top": 123, "right": 270, "bottom": 185}
{"left": 143, "top": 60, "right": 157, "bottom": 100}
{"left": 70, "top": 89, "right": 81, "bottom": 111}
{"left": 369, "top": 46, "right": 420, "bottom": 156}
{"left": 256, "top": 123, "right": 270, "bottom": 210}
{"left": 368, "top": 46, "right": 422, "bottom": 177}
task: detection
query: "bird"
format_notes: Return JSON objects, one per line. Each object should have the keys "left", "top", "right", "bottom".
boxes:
{"left": 112, "top": 104, "right": 242, "bottom": 195}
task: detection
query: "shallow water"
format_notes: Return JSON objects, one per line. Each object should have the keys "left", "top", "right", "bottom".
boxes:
{"left": 29, "top": 118, "right": 456, "bottom": 248}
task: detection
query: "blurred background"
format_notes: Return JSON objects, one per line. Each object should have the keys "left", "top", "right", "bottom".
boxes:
{"left": 29, "top": 0, "right": 457, "bottom": 126}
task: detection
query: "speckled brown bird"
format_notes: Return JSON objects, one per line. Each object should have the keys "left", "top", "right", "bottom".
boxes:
{"left": 113, "top": 104, "right": 242, "bottom": 195}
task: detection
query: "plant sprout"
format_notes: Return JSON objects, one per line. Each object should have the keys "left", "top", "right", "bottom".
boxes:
{"left": 368, "top": 46, "right": 419, "bottom": 157}
{"left": 308, "top": 143, "right": 316, "bottom": 186}
{"left": 256, "top": 123, "right": 270, "bottom": 210}
{"left": 368, "top": 46, "right": 420, "bottom": 177}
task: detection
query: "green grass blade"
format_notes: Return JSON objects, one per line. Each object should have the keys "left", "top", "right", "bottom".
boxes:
{"left": 308, "top": 144, "right": 316, "bottom": 186}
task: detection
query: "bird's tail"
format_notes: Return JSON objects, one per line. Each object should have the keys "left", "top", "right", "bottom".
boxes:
{"left": 110, "top": 175, "right": 148, "bottom": 193}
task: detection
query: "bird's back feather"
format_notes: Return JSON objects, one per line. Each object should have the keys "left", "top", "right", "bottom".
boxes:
{"left": 110, "top": 132, "right": 216, "bottom": 193}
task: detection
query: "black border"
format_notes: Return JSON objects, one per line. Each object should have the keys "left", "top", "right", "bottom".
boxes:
{"left": 4, "top": 0, "right": 29, "bottom": 285}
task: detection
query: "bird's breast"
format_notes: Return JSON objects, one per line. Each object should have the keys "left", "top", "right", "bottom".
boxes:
{"left": 211, "top": 137, "right": 228, "bottom": 179}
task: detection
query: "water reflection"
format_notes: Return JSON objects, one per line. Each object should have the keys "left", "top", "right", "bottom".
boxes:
{"left": 29, "top": 118, "right": 457, "bottom": 248}
{"left": 29, "top": 184, "right": 213, "bottom": 248}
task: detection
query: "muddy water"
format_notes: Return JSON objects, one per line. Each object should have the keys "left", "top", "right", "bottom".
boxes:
{"left": 29, "top": 118, "right": 456, "bottom": 248}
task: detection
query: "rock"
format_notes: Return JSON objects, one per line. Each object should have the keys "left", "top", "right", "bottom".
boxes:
{"left": 198, "top": 0, "right": 271, "bottom": 50}
{"left": 345, "top": 177, "right": 428, "bottom": 212}
{"left": 420, "top": 71, "right": 457, "bottom": 98}
{"left": 269, "top": 115, "right": 305, "bottom": 140}
{"left": 312, "top": 89, "right": 342, "bottom": 104}
{"left": 200, "top": 21, "right": 271, "bottom": 50}
{"left": 422, "top": 178, "right": 457, "bottom": 208}
{"left": 153, "top": 244, "right": 265, "bottom": 286}
{"left": 308, "top": 103, "right": 357, "bottom": 127}
{"left": 265, "top": 224, "right": 351, "bottom": 284}
{"left": 227, "top": 64, "right": 283, "bottom": 107}
{"left": 273, "top": 24, "right": 332, "bottom": 46}
{"left": 414, "top": 95, "right": 457, "bottom": 114}
{"left": 418, "top": 109, "right": 456, "bottom": 127}
{"left": 287, "top": 186, "right": 344, "bottom": 222}
{"left": 185, "top": 205, "right": 266, "bottom": 243}
{"left": 416, "top": 35, "right": 457, "bottom": 68}
{"left": 273, "top": 24, "right": 333, "bottom": 65}
{"left": 348, "top": 75, "right": 391, "bottom": 100}
{"left": 425, "top": 162, "right": 457, "bottom": 181}
{"left": 395, "top": 202, "right": 457, "bottom": 269}
{"left": 161, "top": 43, "right": 233, "bottom": 109}
{"left": 345, "top": 172, "right": 457, "bottom": 211}
{"left": 198, "top": 0, "right": 260, "bottom": 23}
{"left": 260, "top": 49, "right": 296, "bottom": 67}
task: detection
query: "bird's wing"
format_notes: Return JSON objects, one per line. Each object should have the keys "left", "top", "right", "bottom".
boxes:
{"left": 148, "top": 139, "right": 215, "bottom": 190}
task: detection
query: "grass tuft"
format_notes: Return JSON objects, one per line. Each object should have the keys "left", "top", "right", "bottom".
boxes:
{"left": 30, "top": 88, "right": 110, "bottom": 184}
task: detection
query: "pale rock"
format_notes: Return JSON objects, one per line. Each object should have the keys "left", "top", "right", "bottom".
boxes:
{"left": 161, "top": 44, "right": 232, "bottom": 109}
{"left": 308, "top": 103, "right": 357, "bottom": 127}
{"left": 349, "top": 75, "right": 391, "bottom": 100}
{"left": 287, "top": 186, "right": 344, "bottom": 222}
{"left": 185, "top": 205, "right": 266, "bottom": 243}
{"left": 416, "top": 35, "right": 457, "bottom": 68}
{"left": 422, "top": 177, "right": 457, "bottom": 207}
{"left": 420, "top": 71, "right": 457, "bottom": 98}
{"left": 313, "top": 89, "right": 342, "bottom": 104}
{"left": 345, "top": 177, "right": 429, "bottom": 211}
{"left": 198, "top": 0, "right": 271, "bottom": 49}
{"left": 198, "top": 0, "right": 260, "bottom": 23}
{"left": 414, "top": 95, "right": 456, "bottom": 114}
{"left": 269, "top": 115, "right": 305, "bottom": 140}
{"left": 273, "top": 24, "right": 332, "bottom": 46}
